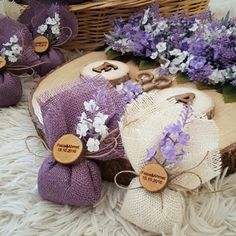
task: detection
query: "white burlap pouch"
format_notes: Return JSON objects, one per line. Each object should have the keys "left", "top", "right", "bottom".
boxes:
{"left": 118, "top": 92, "right": 222, "bottom": 234}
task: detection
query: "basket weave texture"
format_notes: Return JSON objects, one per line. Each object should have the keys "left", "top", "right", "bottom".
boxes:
{"left": 66, "top": 0, "right": 209, "bottom": 51}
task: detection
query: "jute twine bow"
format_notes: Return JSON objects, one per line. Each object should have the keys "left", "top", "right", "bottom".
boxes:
{"left": 114, "top": 152, "right": 207, "bottom": 193}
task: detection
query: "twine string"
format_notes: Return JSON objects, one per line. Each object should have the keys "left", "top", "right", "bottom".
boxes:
{"left": 25, "top": 128, "right": 121, "bottom": 160}
{"left": 53, "top": 27, "right": 73, "bottom": 48}
{"left": 115, "top": 152, "right": 208, "bottom": 192}
{"left": 114, "top": 170, "right": 141, "bottom": 190}
{"left": 25, "top": 136, "right": 51, "bottom": 158}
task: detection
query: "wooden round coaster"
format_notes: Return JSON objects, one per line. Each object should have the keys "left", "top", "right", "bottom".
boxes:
{"left": 53, "top": 134, "right": 84, "bottom": 165}
{"left": 139, "top": 163, "right": 168, "bottom": 193}
{"left": 34, "top": 36, "right": 49, "bottom": 53}
{"left": 0, "top": 56, "right": 6, "bottom": 69}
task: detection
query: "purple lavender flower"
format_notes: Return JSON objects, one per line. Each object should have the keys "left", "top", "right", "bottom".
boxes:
{"left": 145, "top": 145, "right": 157, "bottom": 162}
{"left": 116, "top": 81, "right": 143, "bottom": 103}
{"left": 160, "top": 105, "right": 192, "bottom": 163}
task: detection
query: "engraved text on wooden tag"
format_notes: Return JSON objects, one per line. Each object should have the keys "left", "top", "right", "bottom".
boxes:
{"left": 53, "top": 134, "right": 84, "bottom": 165}
{"left": 139, "top": 163, "right": 168, "bottom": 192}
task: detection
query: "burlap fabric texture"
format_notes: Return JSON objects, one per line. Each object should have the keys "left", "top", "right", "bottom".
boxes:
{"left": 119, "top": 93, "right": 222, "bottom": 234}
{"left": 37, "top": 76, "right": 126, "bottom": 206}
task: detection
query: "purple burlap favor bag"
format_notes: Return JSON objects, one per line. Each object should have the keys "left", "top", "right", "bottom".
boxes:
{"left": 37, "top": 76, "right": 126, "bottom": 206}
{"left": 19, "top": 1, "right": 78, "bottom": 76}
{"left": 0, "top": 17, "right": 40, "bottom": 107}
{"left": 38, "top": 157, "right": 101, "bottom": 206}
{"left": 0, "top": 73, "right": 22, "bottom": 107}
{"left": 36, "top": 48, "right": 65, "bottom": 76}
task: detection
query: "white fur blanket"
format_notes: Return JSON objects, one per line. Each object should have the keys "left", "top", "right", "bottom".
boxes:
{"left": 1, "top": 1, "right": 236, "bottom": 235}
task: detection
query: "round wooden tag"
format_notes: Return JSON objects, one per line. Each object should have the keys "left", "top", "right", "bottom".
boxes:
{"left": 0, "top": 56, "right": 6, "bottom": 69}
{"left": 34, "top": 36, "right": 49, "bottom": 53}
{"left": 53, "top": 134, "right": 84, "bottom": 165}
{"left": 139, "top": 163, "right": 168, "bottom": 193}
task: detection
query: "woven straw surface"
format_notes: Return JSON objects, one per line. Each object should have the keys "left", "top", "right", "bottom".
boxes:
{"left": 66, "top": 0, "right": 209, "bottom": 50}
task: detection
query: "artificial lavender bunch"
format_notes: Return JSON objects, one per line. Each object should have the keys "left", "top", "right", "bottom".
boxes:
{"left": 145, "top": 105, "right": 193, "bottom": 164}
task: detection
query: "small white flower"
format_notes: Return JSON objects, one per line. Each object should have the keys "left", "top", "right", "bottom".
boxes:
{"left": 95, "top": 112, "right": 109, "bottom": 124}
{"left": 179, "top": 63, "right": 187, "bottom": 72}
{"left": 46, "top": 17, "right": 57, "bottom": 25}
{"left": 0, "top": 48, "right": 6, "bottom": 56}
{"left": 79, "top": 112, "right": 88, "bottom": 123}
{"left": 37, "top": 24, "right": 48, "bottom": 35}
{"left": 157, "top": 21, "right": 168, "bottom": 31}
{"left": 150, "top": 51, "right": 158, "bottom": 59}
{"left": 76, "top": 123, "right": 89, "bottom": 138}
{"left": 169, "top": 48, "right": 182, "bottom": 56}
{"left": 93, "top": 113, "right": 109, "bottom": 138}
{"left": 54, "top": 13, "right": 60, "bottom": 23}
{"left": 11, "top": 44, "right": 22, "bottom": 55}
{"left": 172, "top": 52, "right": 188, "bottom": 65}
{"left": 3, "top": 50, "right": 14, "bottom": 57}
{"left": 151, "top": 25, "right": 160, "bottom": 37}
{"left": 10, "top": 35, "right": 18, "bottom": 43}
{"left": 186, "top": 54, "right": 194, "bottom": 67}
{"left": 208, "top": 69, "right": 225, "bottom": 84}
{"left": 87, "top": 138, "right": 100, "bottom": 152}
{"left": 51, "top": 25, "right": 60, "bottom": 36}
{"left": 144, "top": 24, "right": 153, "bottom": 33}
{"left": 156, "top": 42, "right": 167, "bottom": 53}
{"left": 160, "top": 59, "right": 170, "bottom": 69}
{"left": 8, "top": 55, "right": 18, "bottom": 63}
{"left": 189, "top": 23, "right": 199, "bottom": 32}
{"left": 3, "top": 42, "right": 12, "bottom": 47}
{"left": 84, "top": 99, "right": 99, "bottom": 113}
{"left": 94, "top": 123, "right": 108, "bottom": 138}
{"left": 142, "top": 8, "right": 150, "bottom": 25}
{"left": 169, "top": 66, "right": 179, "bottom": 75}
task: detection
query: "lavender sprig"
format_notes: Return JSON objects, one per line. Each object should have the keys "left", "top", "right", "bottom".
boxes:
{"left": 106, "top": 5, "right": 236, "bottom": 88}
{"left": 116, "top": 81, "right": 143, "bottom": 103}
{"left": 145, "top": 105, "right": 192, "bottom": 164}
{"left": 160, "top": 105, "right": 192, "bottom": 163}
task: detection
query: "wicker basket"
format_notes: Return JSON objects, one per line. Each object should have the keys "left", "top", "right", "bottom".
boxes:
{"left": 66, "top": 0, "right": 209, "bottom": 51}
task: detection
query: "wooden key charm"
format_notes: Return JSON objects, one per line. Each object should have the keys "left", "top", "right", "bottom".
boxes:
{"left": 142, "top": 76, "right": 172, "bottom": 92}
{"left": 34, "top": 36, "right": 49, "bottom": 53}
{"left": 92, "top": 62, "right": 118, "bottom": 73}
{"left": 137, "top": 72, "right": 154, "bottom": 85}
{"left": 53, "top": 134, "right": 84, "bottom": 165}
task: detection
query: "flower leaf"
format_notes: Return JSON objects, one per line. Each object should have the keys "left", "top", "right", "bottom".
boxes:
{"left": 222, "top": 84, "right": 236, "bottom": 103}
{"left": 106, "top": 48, "right": 122, "bottom": 60}
{"left": 196, "top": 82, "right": 221, "bottom": 90}
{"left": 105, "top": 48, "right": 131, "bottom": 62}
{"left": 175, "top": 73, "right": 190, "bottom": 84}
{"left": 138, "top": 59, "right": 158, "bottom": 70}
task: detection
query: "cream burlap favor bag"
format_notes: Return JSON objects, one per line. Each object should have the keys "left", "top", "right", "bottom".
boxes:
{"left": 118, "top": 93, "right": 222, "bottom": 234}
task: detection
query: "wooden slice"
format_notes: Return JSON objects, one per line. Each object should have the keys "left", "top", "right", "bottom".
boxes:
{"left": 0, "top": 56, "right": 6, "bottom": 69}
{"left": 29, "top": 51, "right": 236, "bottom": 182}
{"left": 53, "top": 134, "right": 84, "bottom": 165}
{"left": 140, "top": 163, "right": 168, "bottom": 193}
{"left": 34, "top": 36, "right": 49, "bottom": 53}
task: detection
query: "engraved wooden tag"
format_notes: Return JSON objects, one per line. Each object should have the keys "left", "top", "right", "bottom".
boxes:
{"left": 53, "top": 134, "right": 84, "bottom": 165}
{"left": 0, "top": 56, "right": 6, "bottom": 69}
{"left": 34, "top": 36, "right": 49, "bottom": 53}
{"left": 175, "top": 93, "right": 195, "bottom": 105}
{"left": 139, "top": 163, "right": 168, "bottom": 192}
{"left": 92, "top": 62, "right": 118, "bottom": 73}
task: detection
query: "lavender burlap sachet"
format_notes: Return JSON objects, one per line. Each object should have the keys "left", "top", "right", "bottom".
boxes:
{"left": 37, "top": 76, "right": 126, "bottom": 206}
{"left": 0, "top": 17, "right": 40, "bottom": 107}
{"left": 19, "top": 1, "right": 78, "bottom": 76}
